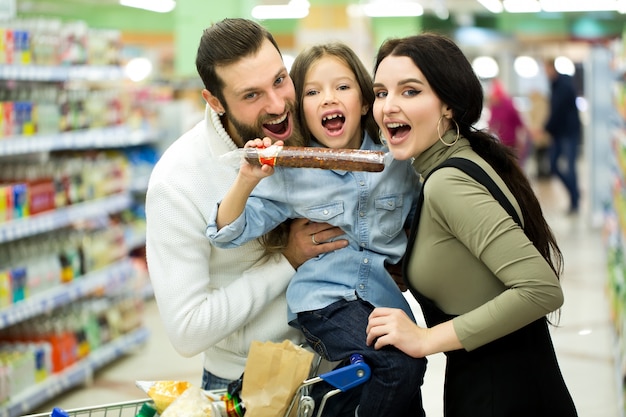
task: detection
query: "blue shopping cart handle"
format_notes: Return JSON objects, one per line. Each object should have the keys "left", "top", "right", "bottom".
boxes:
{"left": 319, "top": 354, "right": 371, "bottom": 392}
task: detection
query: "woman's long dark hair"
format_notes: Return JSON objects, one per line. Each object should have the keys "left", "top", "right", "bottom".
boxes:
{"left": 374, "top": 33, "right": 563, "bottom": 285}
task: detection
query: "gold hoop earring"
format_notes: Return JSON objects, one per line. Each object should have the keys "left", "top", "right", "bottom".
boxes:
{"left": 437, "top": 115, "right": 460, "bottom": 147}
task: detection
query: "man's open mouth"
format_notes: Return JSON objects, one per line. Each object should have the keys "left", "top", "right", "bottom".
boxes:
{"left": 263, "top": 113, "right": 289, "bottom": 135}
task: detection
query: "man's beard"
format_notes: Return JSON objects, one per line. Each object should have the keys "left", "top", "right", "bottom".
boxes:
{"left": 225, "top": 101, "right": 305, "bottom": 146}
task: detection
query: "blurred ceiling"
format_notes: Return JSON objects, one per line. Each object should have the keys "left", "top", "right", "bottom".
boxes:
{"left": 12, "top": 0, "right": 626, "bottom": 40}
{"left": 15, "top": 0, "right": 490, "bottom": 16}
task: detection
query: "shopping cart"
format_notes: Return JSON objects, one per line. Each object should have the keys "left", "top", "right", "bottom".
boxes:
{"left": 22, "top": 354, "right": 371, "bottom": 417}
{"left": 285, "top": 353, "right": 371, "bottom": 417}
{"left": 22, "top": 399, "right": 155, "bottom": 417}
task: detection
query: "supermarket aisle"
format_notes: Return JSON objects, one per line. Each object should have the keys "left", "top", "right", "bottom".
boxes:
{"left": 30, "top": 163, "right": 621, "bottom": 417}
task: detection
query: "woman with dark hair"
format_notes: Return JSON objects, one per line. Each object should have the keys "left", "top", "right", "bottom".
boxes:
{"left": 366, "top": 33, "right": 578, "bottom": 416}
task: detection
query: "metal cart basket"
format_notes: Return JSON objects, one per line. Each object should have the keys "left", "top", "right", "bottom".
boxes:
{"left": 22, "top": 354, "right": 371, "bottom": 417}
{"left": 22, "top": 399, "right": 154, "bottom": 417}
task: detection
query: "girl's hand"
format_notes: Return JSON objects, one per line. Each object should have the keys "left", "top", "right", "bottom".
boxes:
{"left": 239, "top": 138, "right": 284, "bottom": 181}
{"left": 366, "top": 307, "right": 425, "bottom": 358}
{"left": 244, "top": 137, "right": 284, "bottom": 149}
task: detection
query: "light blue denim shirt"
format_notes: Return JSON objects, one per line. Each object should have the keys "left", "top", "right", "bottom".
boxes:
{"left": 206, "top": 133, "right": 420, "bottom": 322}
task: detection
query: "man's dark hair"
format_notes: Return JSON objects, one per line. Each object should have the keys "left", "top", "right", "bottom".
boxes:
{"left": 195, "top": 18, "right": 281, "bottom": 106}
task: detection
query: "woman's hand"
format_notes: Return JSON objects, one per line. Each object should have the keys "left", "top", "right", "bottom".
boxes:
{"left": 367, "top": 308, "right": 463, "bottom": 358}
{"left": 366, "top": 307, "right": 425, "bottom": 358}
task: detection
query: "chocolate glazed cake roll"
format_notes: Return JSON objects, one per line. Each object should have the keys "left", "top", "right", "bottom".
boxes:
{"left": 244, "top": 145, "right": 386, "bottom": 172}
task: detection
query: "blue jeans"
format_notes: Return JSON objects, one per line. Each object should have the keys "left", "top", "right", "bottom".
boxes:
{"left": 296, "top": 298, "right": 426, "bottom": 417}
{"left": 549, "top": 135, "right": 579, "bottom": 211}
{"left": 201, "top": 369, "right": 233, "bottom": 390}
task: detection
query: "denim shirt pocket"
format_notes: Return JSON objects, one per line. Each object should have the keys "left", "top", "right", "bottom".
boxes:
{"left": 304, "top": 201, "right": 344, "bottom": 223}
{"left": 375, "top": 194, "right": 403, "bottom": 237}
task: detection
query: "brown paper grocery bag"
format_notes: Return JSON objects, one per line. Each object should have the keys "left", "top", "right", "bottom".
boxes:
{"left": 241, "top": 340, "right": 314, "bottom": 417}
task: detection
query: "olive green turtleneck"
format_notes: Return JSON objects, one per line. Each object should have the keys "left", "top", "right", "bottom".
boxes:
{"left": 406, "top": 131, "right": 563, "bottom": 351}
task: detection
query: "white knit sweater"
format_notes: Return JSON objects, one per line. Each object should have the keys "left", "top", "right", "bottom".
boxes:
{"left": 145, "top": 105, "right": 303, "bottom": 380}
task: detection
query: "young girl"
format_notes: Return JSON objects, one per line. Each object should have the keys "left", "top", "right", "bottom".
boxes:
{"left": 206, "top": 43, "right": 426, "bottom": 417}
{"left": 366, "top": 33, "right": 577, "bottom": 416}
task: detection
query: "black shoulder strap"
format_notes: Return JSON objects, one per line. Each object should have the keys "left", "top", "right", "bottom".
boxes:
{"left": 405, "top": 157, "right": 522, "bottom": 282}
{"left": 429, "top": 158, "right": 522, "bottom": 227}
{"left": 403, "top": 157, "right": 523, "bottom": 326}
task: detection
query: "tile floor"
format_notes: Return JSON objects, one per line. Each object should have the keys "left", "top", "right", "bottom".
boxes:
{"left": 29, "top": 161, "right": 623, "bottom": 417}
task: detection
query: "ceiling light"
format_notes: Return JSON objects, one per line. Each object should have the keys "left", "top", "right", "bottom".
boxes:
{"left": 125, "top": 57, "right": 153, "bottom": 82}
{"left": 119, "top": 0, "right": 176, "bottom": 13}
{"left": 472, "top": 56, "right": 499, "bottom": 79}
{"left": 540, "top": 0, "right": 622, "bottom": 12}
{"left": 514, "top": 56, "right": 539, "bottom": 78}
{"left": 251, "top": 0, "right": 310, "bottom": 20}
{"left": 361, "top": 0, "right": 423, "bottom": 17}
{"left": 503, "top": 0, "right": 541, "bottom": 13}
{"left": 479, "top": 0, "right": 626, "bottom": 13}
{"left": 554, "top": 56, "right": 575, "bottom": 76}
{"left": 477, "top": 0, "right": 503, "bottom": 13}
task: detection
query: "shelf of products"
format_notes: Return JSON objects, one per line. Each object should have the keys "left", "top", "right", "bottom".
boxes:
{"left": 0, "top": 64, "right": 124, "bottom": 82}
{"left": 0, "top": 18, "right": 162, "bottom": 416}
{"left": 0, "top": 192, "right": 132, "bottom": 243}
{"left": 0, "top": 125, "right": 158, "bottom": 156}
{"left": 0, "top": 258, "right": 135, "bottom": 329}
{"left": 0, "top": 326, "right": 150, "bottom": 417}
{"left": 607, "top": 29, "right": 626, "bottom": 414}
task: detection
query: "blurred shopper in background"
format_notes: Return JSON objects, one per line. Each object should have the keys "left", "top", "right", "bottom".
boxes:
{"left": 487, "top": 79, "right": 529, "bottom": 164}
{"left": 543, "top": 58, "right": 582, "bottom": 214}
{"left": 527, "top": 90, "right": 552, "bottom": 179}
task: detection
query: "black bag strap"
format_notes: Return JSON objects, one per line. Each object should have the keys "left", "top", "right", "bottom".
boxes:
{"left": 403, "top": 157, "right": 522, "bottom": 321}
{"left": 426, "top": 158, "right": 522, "bottom": 227}
{"left": 407, "top": 157, "right": 521, "bottom": 255}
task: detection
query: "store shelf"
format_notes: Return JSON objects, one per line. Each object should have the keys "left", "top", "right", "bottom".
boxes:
{"left": 0, "top": 192, "right": 132, "bottom": 243}
{"left": 0, "top": 125, "right": 159, "bottom": 156}
{"left": 129, "top": 174, "right": 151, "bottom": 193}
{"left": 0, "top": 258, "right": 136, "bottom": 330}
{"left": 125, "top": 227, "right": 146, "bottom": 251}
{"left": 0, "top": 326, "right": 150, "bottom": 417}
{"left": 0, "top": 64, "right": 125, "bottom": 82}
{"left": 0, "top": 24, "right": 159, "bottom": 414}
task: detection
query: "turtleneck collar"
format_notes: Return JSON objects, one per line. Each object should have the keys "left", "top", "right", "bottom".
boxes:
{"left": 411, "top": 130, "right": 472, "bottom": 178}
{"left": 207, "top": 104, "right": 239, "bottom": 152}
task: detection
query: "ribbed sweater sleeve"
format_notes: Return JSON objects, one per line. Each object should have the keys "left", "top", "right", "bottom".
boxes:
{"left": 145, "top": 118, "right": 302, "bottom": 379}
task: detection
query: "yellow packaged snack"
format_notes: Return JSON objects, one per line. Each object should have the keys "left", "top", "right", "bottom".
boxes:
{"left": 161, "top": 385, "right": 217, "bottom": 417}
{"left": 136, "top": 380, "right": 191, "bottom": 414}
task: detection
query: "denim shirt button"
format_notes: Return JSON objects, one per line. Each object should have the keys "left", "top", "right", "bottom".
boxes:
{"left": 359, "top": 284, "right": 365, "bottom": 290}
{"left": 363, "top": 258, "right": 369, "bottom": 264}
